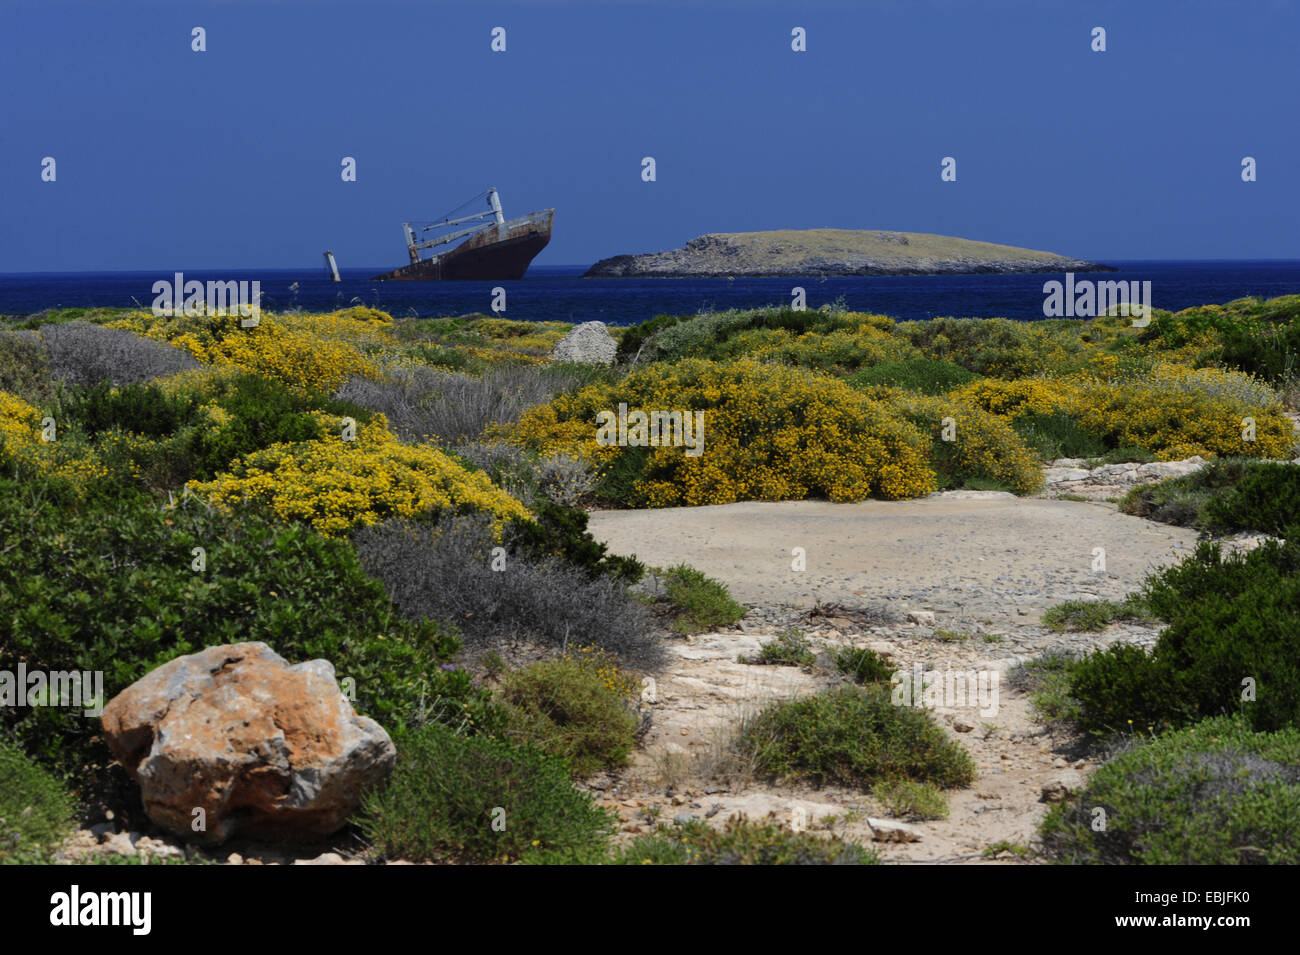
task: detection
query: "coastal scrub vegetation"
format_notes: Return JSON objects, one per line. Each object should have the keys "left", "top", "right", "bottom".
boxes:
{"left": 1067, "top": 531, "right": 1300, "bottom": 737}
{"left": 3, "top": 296, "right": 1298, "bottom": 865}
{"left": 1121, "top": 458, "right": 1300, "bottom": 537}
{"left": 0, "top": 738, "right": 75, "bottom": 864}
{"left": 739, "top": 685, "right": 977, "bottom": 790}
{"left": 1039, "top": 715, "right": 1300, "bottom": 865}
{"left": 607, "top": 815, "right": 880, "bottom": 865}
{"left": 356, "top": 722, "right": 617, "bottom": 864}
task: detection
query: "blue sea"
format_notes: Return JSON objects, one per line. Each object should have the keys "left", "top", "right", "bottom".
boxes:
{"left": 2, "top": 261, "right": 1298, "bottom": 325}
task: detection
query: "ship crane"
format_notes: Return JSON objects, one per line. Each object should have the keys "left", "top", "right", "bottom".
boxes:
{"left": 402, "top": 188, "right": 507, "bottom": 264}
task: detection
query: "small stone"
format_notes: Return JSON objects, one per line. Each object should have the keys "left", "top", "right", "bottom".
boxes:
{"left": 906, "top": 611, "right": 936, "bottom": 626}
{"left": 953, "top": 719, "right": 975, "bottom": 733}
{"left": 226, "top": 853, "right": 244, "bottom": 866}
{"left": 673, "top": 813, "right": 696, "bottom": 826}
{"left": 1041, "top": 770, "right": 1086, "bottom": 803}
{"left": 294, "top": 852, "right": 345, "bottom": 866}
{"left": 101, "top": 831, "right": 138, "bottom": 856}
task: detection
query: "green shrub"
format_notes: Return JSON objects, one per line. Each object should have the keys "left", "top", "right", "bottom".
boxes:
{"left": 0, "top": 738, "right": 75, "bottom": 864}
{"left": 1068, "top": 643, "right": 1189, "bottom": 736}
{"left": 872, "top": 779, "right": 949, "bottom": 821}
{"left": 509, "top": 499, "right": 644, "bottom": 583}
{"left": 32, "top": 373, "right": 374, "bottom": 492}
{"left": 1011, "top": 410, "right": 1107, "bottom": 461}
{"left": 741, "top": 685, "right": 976, "bottom": 789}
{"left": 650, "top": 563, "right": 746, "bottom": 634}
{"left": 846, "top": 358, "right": 980, "bottom": 395}
{"left": 356, "top": 722, "right": 616, "bottom": 863}
{"left": 609, "top": 815, "right": 879, "bottom": 865}
{"left": 58, "top": 381, "right": 201, "bottom": 440}
{"left": 1121, "top": 458, "right": 1300, "bottom": 535}
{"left": 634, "top": 307, "right": 881, "bottom": 365}
{"left": 616, "top": 312, "right": 689, "bottom": 362}
{"left": 832, "top": 646, "right": 893, "bottom": 684}
{"left": 1203, "top": 461, "right": 1300, "bottom": 536}
{"left": 1041, "top": 596, "right": 1152, "bottom": 632}
{"left": 1069, "top": 532, "right": 1300, "bottom": 736}
{"left": 0, "top": 472, "right": 476, "bottom": 780}
{"left": 187, "top": 372, "right": 370, "bottom": 478}
{"left": 1040, "top": 715, "right": 1300, "bottom": 864}
{"left": 1082, "top": 446, "right": 1158, "bottom": 466}
{"left": 0, "top": 330, "right": 53, "bottom": 403}
{"left": 497, "top": 655, "right": 639, "bottom": 777}
{"left": 746, "top": 629, "right": 816, "bottom": 667}
{"left": 896, "top": 316, "right": 1045, "bottom": 378}
{"left": 1215, "top": 317, "right": 1300, "bottom": 384}
{"left": 1008, "top": 650, "right": 1085, "bottom": 726}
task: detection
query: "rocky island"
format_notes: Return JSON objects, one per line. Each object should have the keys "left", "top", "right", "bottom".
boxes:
{"left": 584, "top": 228, "right": 1115, "bottom": 278}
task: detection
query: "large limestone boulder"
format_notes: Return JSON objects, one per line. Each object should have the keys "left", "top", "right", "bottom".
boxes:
{"left": 550, "top": 320, "right": 617, "bottom": 365}
{"left": 101, "top": 642, "right": 395, "bottom": 846}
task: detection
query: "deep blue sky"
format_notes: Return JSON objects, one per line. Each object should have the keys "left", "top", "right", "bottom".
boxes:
{"left": 2, "top": 0, "right": 1297, "bottom": 272}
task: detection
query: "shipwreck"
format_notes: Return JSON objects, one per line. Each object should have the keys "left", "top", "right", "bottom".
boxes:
{"left": 370, "top": 188, "right": 553, "bottom": 281}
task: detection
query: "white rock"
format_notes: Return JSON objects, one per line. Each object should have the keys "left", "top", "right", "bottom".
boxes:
{"left": 1043, "top": 468, "right": 1090, "bottom": 483}
{"left": 549, "top": 321, "right": 617, "bottom": 365}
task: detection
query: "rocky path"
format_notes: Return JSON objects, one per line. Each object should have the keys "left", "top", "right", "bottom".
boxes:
{"left": 586, "top": 611, "right": 1158, "bottom": 863}
{"left": 585, "top": 485, "right": 1207, "bottom": 861}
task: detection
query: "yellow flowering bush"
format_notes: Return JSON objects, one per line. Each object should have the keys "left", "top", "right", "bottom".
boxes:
{"left": 876, "top": 388, "right": 1044, "bottom": 494}
{"left": 189, "top": 411, "right": 531, "bottom": 536}
{"left": 1071, "top": 379, "right": 1295, "bottom": 461}
{"left": 949, "top": 378, "right": 1078, "bottom": 420}
{"left": 511, "top": 359, "right": 938, "bottom": 506}
{"left": 709, "top": 322, "right": 922, "bottom": 374}
{"left": 0, "top": 391, "right": 110, "bottom": 484}
{"left": 950, "top": 368, "right": 1293, "bottom": 461}
{"left": 110, "top": 309, "right": 389, "bottom": 393}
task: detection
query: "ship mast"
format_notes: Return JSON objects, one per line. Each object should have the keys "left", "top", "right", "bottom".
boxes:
{"left": 403, "top": 188, "right": 506, "bottom": 264}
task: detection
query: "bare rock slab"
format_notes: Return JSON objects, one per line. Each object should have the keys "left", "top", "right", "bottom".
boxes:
{"left": 101, "top": 642, "right": 395, "bottom": 846}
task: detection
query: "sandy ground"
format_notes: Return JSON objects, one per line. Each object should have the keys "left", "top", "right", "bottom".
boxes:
{"left": 589, "top": 492, "right": 1200, "bottom": 627}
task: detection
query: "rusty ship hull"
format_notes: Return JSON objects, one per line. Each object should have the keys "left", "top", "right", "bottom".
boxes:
{"left": 371, "top": 209, "right": 554, "bottom": 281}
